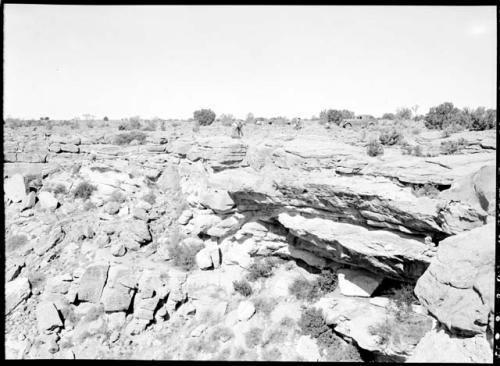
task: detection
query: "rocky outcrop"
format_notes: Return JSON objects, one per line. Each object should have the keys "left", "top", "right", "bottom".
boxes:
{"left": 414, "top": 223, "right": 494, "bottom": 336}
{"left": 278, "top": 213, "right": 434, "bottom": 281}
{"left": 6, "top": 277, "right": 31, "bottom": 315}
{"left": 211, "top": 168, "right": 487, "bottom": 238}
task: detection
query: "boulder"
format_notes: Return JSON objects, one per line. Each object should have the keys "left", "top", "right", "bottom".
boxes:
{"left": 415, "top": 223, "right": 494, "bottom": 336}
{"left": 198, "top": 189, "right": 235, "bottom": 214}
{"left": 21, "top": 192, "right": 36, "bottom": 211}
{"left": 440, "top": 165, "right": 495, "bottom": 216}
{"left": 237, "top": 300, "right": 255, "bottom": 321}
{"left": 104, "top": 201, "right": 121, "bottom": 215}
{"left": 177, "top": 209, "right": 193, "bottom": 225}
{"left": 36, "top": 302, "right": 64, "bottom": 332}
{"left": 407, "top": 328, "right": 492, "bottom": 363}
{"left": 38, "top": 191, "right": 59, "bottom": 210}
{"left": 4, "top": 174, "right": 27, "bottom": 203}
{"left": 5, "top": 277, "right": 31, "bottom": 315}
{"left": 77, "top": 264, "right": 110, "bottom": 303}
{"left": 337, "top": 268, "right": 383, "bottom": 297}
{"left": 195, "top": 248, "right": 213, "bottom": 270}
{"left": 100, "top": 266, "right": 136, "bottom": 312}
{"left": 60, "top": 144, "right": 80, "bottom": 153}
{"left": 48, "top": 143, "right": 62, "bottom": 153}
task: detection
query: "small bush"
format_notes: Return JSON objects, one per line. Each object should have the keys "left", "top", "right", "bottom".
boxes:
{"left": 400, "top": 142, "right": 423, "bottom": 157}
{"left": 113, "top": 131, "right": 147, "bottom": 145}
{"left": 289, "top": 277, "right": 318, "bottom": 301}
{"left": 233, "top": 279, "right": 253, "bottom": 297}
{"left": 440, "top": 138, "right": 468, "bottom": 155}
{"left": 392, "top": 283, "right": 416, "bottom": 321}
{"left": 219, "top": 114, "right": 235, "bottom": 127}
{"left": 245, "top": 327, "right": 263, "bottom": 347}
{"left": 381, "top": 112, "right": 395, "bottom": 120}
{"left": 53, "top": 184, "right": 67, "bottom": 195}
{"left": 142, "top": 120, "right": 157, "bottom": 131}
{"left": 379, "top": 128, "right": 403, "bottom": 146}
{"left": 168, "top": 239, "right": 204, "bottom": 271}
{"left": 298, "top": 307, "right": 330, "bottom": 338}
{"left": 246, "top": 258, "right": 276, "bottom": 282}
{"left": 412, "top": 183, "right": 440, "bottom": 198}
{"left": 193, "top": 109, "right": 216, "bottom": 126}
{"left": 73, "top": 181, "right": 97, "bottom": 200}
{"left": 254, "top": 297, "right": 275, "bottom": 316}
{"left": 366, "top": 139, "right": 384, "bottom": 157}
{"left": 6, "top": 234, "right": 28, "bottom": 252}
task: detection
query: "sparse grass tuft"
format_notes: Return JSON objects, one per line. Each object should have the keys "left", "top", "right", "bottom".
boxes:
{"left": 169, "top": 239, "right": 203, "bottom": 271}
{"left": 246, "top": 258, "right": 277, "bottom": 282}
{"left": 379, "top": 128, "right": 404, "bottom": 146}
{"left": 366, "top": 139, "right": 384, "bottom": 157}
{"left": 245, "top": 327, "right": 263, "bottom": 348}
{"left": 440, "top": 138, "right": 468, "bottom": 155}
{"left": 412, "top": 183, "right": 440, "bottom": 198}
{"left": 73, "top": 181, "right": 97, "bottom": 200}
{"left": 289, "top": 270, "right": 338, "bottom": 302}
{"left": 113, "top": 131, "right": 147, "bottom": 145}
{"left": 233, "top": 279, "right": 253, "bottom": 297}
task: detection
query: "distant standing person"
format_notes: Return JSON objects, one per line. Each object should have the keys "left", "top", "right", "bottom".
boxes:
{"left": 232, "top": 120, "right": 244, "bottom": 138}
{"left": 294, "top": 117, "right": 302, "bottom": 130}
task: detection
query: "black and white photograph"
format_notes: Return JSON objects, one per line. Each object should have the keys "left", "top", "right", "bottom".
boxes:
{"left": 3, "top": 3, "right": 497, "bottom": 362}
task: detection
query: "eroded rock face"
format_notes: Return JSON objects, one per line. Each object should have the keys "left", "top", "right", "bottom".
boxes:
{"left": 415, "top": 223, "right": 494, "bottom": 336}
{"left": 5, "top": 277, "right": 31, "bottom": 315}
{"left": 278, "top": 213, "right": 434, "bottom": 281}
{"left": 214, "top": 168, "right": 487, "bottom": 237}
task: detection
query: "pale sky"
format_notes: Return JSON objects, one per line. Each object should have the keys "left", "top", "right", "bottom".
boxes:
{"left": 3, "top": 5, "right": 497, "bottom": 120}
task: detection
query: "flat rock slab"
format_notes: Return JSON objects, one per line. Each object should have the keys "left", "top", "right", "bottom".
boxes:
{"left": 5, "top": 277, "right": 31, "bottom": 315}
{"left": 36, "top": 301, "right": 63, "bottom": 332}
{"left": 77, "top": 264, "right": 110, "bottom": 303}
{"left": 4, "top": 174, "right": 27, "bottom": 203}
{"left": 337, "top": 268, "right": 383, "bottom": 297}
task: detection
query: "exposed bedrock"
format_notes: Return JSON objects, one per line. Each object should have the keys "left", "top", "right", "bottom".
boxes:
{"left": 414, "top": 223, "right": 494, "bottom": 336}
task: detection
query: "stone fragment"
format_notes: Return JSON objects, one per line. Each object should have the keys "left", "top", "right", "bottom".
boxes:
{"left": 4, "top": 174, "right": 27, "bottom": 203}
{"left": 36, "top": 302, "right": 64, "bottom": 332}
{"left": 5, "top": 277, "right": 31, "bottom": 315}
{"left": 337, "top": 268, "right": 383, "bottom": 297}
{"left": 77, "top": 264, "right": 109, "bottom": 303}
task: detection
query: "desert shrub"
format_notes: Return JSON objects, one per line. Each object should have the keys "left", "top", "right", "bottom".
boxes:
{"left": 109, "top": 189, "right": 126, "bottom": 203}
{"left": 316, "top": 270, "right": 338, "bottom": 293}
{"left": 193, "top": 109, "right": 216, "bottom": 126}
{"left": 113, "top": 131, "right": 147, "bottom": 145}
{"left": 441, "top": 122, "right": 465, "bottom": 137}
{"left": 53, "top": 184, "right": 67, "bottom": 195}
{"left": 395, "top": 107, "right": 412, "bottom": 120}
{"left": 142, "top": 120, "right": 157, "bottom": 131}
{"left": 379, "top": 128, "right": 403, "bottom": 146}
{"left": 440, "top": 138, "right": 468, "bottom": 155}
{"left": 326, "top": 109, "right": 344, "bottom": 125}
{"left": 168, "top": 239, "right": 204, "bottom": 271}
{"left": 391, "top": 283, "right": 416, "bottom": 321}
{"left": 412, "top": 183, "right": 440, "bottom": 198}
{"left": 246, "top": 258, "right": 276, "bottom": 281}
{"left": 118, "top": 123, "right": 127, "bottom": 130}
{"left": 160, "top": 121, "right": 166, "bottom": 131}
{"left": 233, "top": 279, "right": 253, "bottom": 297}
{"left": 6, "top": 234, "right": 28, "bottom": 252}
{"left": 289, "top": 277, "right": 320, "bottom": 301}
{"left": 326, "top": 341, "right": 363, "bottom": 362}
{"left": 400, "top": 142, "right": 423, "bottom": 157}
{"left": 245, "top": 327, "right": 263, "bottom": 347}
{"left": 142, "top": 191, "right": 156, "bottom": 205}
{"left": 298, "top": 307, "right": 329, "bottom": 338}
{"left": 128, "top": 116, "right": 141, "bottom": 129}
{"left": 253, "top": 297, "right": 274, "bottom": 316}
{"left": 279, "top": 316, "right": 296, "bottom": 329}
{"left": 219, "top": 114, "right": 235, "bottom": 126}
{"left": 424, "top": 102, "right": 463, "bottom": 130}
{"left": 246, "top": 113, "right": 255, "bottom": 124}
{"left": 381, "top": 113, "right": 395, "bottom": 120}
{"left": 73, "top": 181, "right": 97, "bottom": 200}
{"left": 366, "top": 139, "right": 384, "bottom": 157}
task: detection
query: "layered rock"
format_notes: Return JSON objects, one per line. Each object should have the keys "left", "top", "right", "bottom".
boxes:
{"left": 414, "top": 223, "right": 494, "bottom": 336}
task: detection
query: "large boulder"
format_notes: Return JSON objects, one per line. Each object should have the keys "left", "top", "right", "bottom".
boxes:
{"left": 5, "top": 277, "right": 31, "bottom": 315}
{"left": 440, "top": 165, "right": 495, "bottom": 216}
{"left": 415, "top": 223, "right": 494, "bottom": 336}
{"left": 4, "top": 174, "right": 27, "bottom": 203}
{"left": 407, "top": 328, "right": 492, "bottom": 363}
{"left": 38, "top": 191, "right": 59, "bottom": 211}
{"left": 198, "top": 189, "right": 235, "bottom": 214}
{"left": 186, "top": 136, "right": 248, "bottom": 171}
{"left": 100, "top": 265, "right": 136, "bottom": 312}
